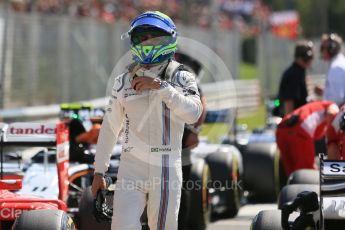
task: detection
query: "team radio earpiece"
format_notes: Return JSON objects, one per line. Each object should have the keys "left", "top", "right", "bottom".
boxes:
{"left": 323, "top": 33, "right": 341, "bottom": 57}
{"left": 302, "top": 42, "right": 314, "bottom": 63}
{"left": 301, "top": 42, "right": 314, "bottom": 63}
{"left": 295, "top": 41, "right": 314, "bottom": 63}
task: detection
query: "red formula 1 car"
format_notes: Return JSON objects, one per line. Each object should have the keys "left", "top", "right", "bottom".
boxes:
{"left": 0, "top": 122, "right": 75, "bottom": 230}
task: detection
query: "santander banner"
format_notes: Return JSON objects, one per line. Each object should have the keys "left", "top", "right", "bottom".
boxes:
{"left": 7, "top": 123, "right": 56, "bottom": 136}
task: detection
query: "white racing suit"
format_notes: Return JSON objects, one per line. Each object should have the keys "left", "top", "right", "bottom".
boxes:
{"left": 94, "top": 62, "right": 202, "bottom": 230}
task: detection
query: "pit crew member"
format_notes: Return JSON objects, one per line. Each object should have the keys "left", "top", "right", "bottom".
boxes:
{"left": 315, "top": 33, "right": 345, "bottom": 106}
{"left": 276, "top": 101, "right": 339, "bottom": 176}
{"left": 277, "top": 40, "right": 314, "bottom": 116}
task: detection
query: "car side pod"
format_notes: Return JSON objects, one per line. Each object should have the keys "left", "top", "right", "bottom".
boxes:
{"left": 0, "top": 179, "right": 22, "bottom": 190}
{"left": 281, "top": 191, "right": 319, "bottom": 230}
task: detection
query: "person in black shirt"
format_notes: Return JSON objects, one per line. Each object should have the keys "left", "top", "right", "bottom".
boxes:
{"left": 175, "top": 53, "right": 207, "bottom": 230}
{"left": 278, "top": 40, "right": 314, "bottom": 116}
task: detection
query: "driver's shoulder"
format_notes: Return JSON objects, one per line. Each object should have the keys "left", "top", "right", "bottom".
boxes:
{"left": 113, "top": 72, "right": 131, "bottom": 92}
{"left": 172, "top": 70, "right": 196, "bottom": 86}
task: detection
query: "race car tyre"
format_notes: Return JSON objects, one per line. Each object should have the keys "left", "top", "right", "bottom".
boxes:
{"left": 278, "top": 184, "right": 319, "bottom": 209}
{"left": 206, "top": 149, "right": 243, "bottom": 218}
{"left": 325, "top": 220, "right": 345, "bottom": 229}
{"left": 13, "top": 210, "right": 75, "bottom": 230}
{"left": 188, "top": 158, "right": 211, "bottom": 230}
{"left": 250, "top": 210, "right": 282, "bottom": 230}
{"left": 287, "top": 169, "right": 319, "bottom": 185}
{"left": 68, "top": 165, "right": 94, "bottom": 215}
{"left": 243, "top": 142, "right": 285, "bottom": 202}
{"left": 78, "top": 186, "right": 111, "bottom": 230}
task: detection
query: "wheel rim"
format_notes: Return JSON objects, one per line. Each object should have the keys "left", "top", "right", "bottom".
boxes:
{"left": 274, "top": 147, "right": 280, "bottom": 196}
{"left": 68, "top": 169, "right": 93, "bottom": 210}
{"left": 231, "top": 156, "right": 241, "bottom": 209}
{"left": 202, "top": 163, "right": 211, "bottom": 224}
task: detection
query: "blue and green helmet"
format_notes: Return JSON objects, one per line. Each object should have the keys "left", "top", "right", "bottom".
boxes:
{"left": 122, "top": 11, "right": 178, "bottom": 65}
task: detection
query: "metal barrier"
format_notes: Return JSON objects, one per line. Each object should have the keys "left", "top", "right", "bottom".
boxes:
{"left": 0, "top": 10, "right": 241, "bottom": 109}
{"left": 0, "top": 98, "right": 108, "bottom": 122}
{"left": 257, "top": 33, "right": 329, "bottom": 98}
{"left": 0, "top": 10, "right": 335, "bottom": 111}
{"left": 203, "top": 79, "right": 260, "bottom": 116}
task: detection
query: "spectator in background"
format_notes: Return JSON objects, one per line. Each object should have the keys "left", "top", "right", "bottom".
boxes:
{"left": 316, "top": 33, "right": 345, "bottom": 107}
{"left": 277, "top": 40, "right": 314, "bottom": 116}
{"left": 11, "top": 0, "right": 27, "bottom": 12}
{"left": 8, "top": 0, "right": 271, "bottom": 32}
{"left": 35, "top": 0, "right": 60, "bottom": 14}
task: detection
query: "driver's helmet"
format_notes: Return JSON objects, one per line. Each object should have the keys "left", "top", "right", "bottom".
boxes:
{"left": 121, "top": 11, "right": 177, "bottom": 65}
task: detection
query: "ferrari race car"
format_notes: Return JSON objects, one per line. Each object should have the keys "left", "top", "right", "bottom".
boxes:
{"left": 0, "top": 121, "right": 97, "bottom": 213}
{"left": 251, "top": 154, "right": 345, "bottom": 230}
{"left": 0, "top": 122, "right": 75, "bottom": 230}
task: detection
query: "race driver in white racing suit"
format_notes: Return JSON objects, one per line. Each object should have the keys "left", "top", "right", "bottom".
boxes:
{"left": 91, "top": 11, "right": 202, "bottom": 230}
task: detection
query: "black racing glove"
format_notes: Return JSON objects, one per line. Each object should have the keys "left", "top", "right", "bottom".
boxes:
{"left": 93, "top": 175, "right": 114, "bottom": 223}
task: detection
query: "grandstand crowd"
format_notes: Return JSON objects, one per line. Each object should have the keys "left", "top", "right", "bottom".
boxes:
{"left": 3, "top": 0, "right": 270, "bottom": 32}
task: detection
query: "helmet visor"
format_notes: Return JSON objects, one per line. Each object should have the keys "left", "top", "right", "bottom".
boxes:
{"left": 131, "top": 27, "right": 172, "bottom": 46}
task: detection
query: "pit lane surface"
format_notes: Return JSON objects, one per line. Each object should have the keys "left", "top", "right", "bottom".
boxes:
{"left": 207, "top": 204, "right": 277, "bottom": 230}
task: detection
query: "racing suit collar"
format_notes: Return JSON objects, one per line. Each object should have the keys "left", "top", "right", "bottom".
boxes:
{"left": 136, "top": 61, "right": 169, "bottom": 78}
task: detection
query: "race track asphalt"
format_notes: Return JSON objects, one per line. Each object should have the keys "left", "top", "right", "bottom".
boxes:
{"left": 207, "top": 204, "right": 277, "bottom": 230}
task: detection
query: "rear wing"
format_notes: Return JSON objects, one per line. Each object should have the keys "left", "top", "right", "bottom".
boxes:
{"left": 0, "top": 122, "right": 69, "bottom": 202}
{"left": 320, "top": 155, "right": 345, "bottom": 195}
{"left": 322, "top": 160, "right": 345, "bottom": 179}
{"left": 0, "top": 122, "right": 58, "bottom": 146}
{"left": 319, "top": 154, "right": 345, "bottom": 225}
